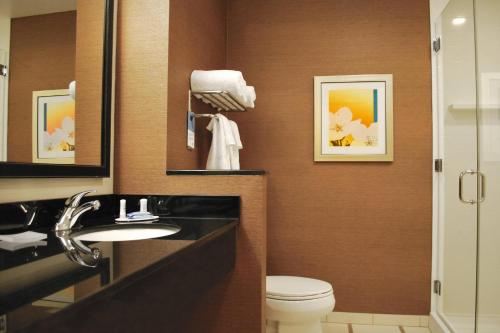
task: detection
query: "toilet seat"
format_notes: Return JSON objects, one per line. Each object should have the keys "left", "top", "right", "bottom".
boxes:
{"left": 266, "top": 276, "right": 335, "bottom": 332}
{"left": 266, "top": 276, "right": 333, "bottom": 301}
{"left": 267, "top": 290, "right": 333, "bottom": 301}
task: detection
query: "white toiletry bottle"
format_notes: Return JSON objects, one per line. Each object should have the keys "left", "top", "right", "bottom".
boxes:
{"left": 119, "top": 199, "right": 127, "bottom": 219}
{"left": 140, "top": 198, "right": 148, "bottom": 213}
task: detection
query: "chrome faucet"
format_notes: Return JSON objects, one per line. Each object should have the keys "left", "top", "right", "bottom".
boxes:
{"left": 55, "top": 190, "right": 101, "bottom": 231}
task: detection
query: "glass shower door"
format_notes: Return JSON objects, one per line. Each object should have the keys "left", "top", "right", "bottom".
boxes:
{"left": 435, "top": 0, "right": 479, "bottom": 332}
{"left": 475, "top": 0, "right": 500, "bottom": 332}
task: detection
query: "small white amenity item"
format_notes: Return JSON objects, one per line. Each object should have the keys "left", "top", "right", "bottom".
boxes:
{"left": 266, "top": 276, "right": 335, "bottom": 333}
{"left": 0, "top": 231, "right": 47, "bottom": 243}
{"left": 115, "top": 198, "right": 159, "bottom": 223}
{"left": 119, "top": 199, "right": 127, "bottom": 219}
{"left": 140, "top": 198, "right": 148, "bottom": 212}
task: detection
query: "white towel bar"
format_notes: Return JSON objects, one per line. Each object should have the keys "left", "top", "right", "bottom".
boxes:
{"left": 193, "top": 113, "right": 215, "bottom": 118}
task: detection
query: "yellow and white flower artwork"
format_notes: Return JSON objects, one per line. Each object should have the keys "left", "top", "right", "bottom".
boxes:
{"left": 328, "top": 107, "right": 378, "bottom": 147}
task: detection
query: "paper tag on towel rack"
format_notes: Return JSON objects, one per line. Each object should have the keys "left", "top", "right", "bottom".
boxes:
{"left": 187, "top": 111, "right": 196, "bottom": 150}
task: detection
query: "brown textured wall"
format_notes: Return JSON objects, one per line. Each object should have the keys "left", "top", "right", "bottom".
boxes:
{"left": 7, "top": 12, "right": 76, "bottom": 163}
{"left": 114, "top": 0, "right": 267, "bottom": 332}
{"left": 167, "top": 0, "right": 226, "bottom": 169}
{"left": 227, "top": 0, "right": 432, "bottom": 314}
{"left": 74, "top": 0, "right": 105, "bottom": 165}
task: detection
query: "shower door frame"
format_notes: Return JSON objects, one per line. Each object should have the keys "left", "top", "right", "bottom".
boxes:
{"left": 430, "top": 0, "right": 482, "bottom": 332}
{"left": 430, "top": 12, "right": 457, "bottom": 332}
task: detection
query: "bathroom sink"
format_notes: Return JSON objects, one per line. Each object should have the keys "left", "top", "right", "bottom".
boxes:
{"left": 70, "top": 223, "right": 181, "bottom": 242}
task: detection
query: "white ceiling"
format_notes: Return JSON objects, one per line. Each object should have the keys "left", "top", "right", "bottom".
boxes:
{"left": 0, "top": 0, "right": 77, "bottom": 19}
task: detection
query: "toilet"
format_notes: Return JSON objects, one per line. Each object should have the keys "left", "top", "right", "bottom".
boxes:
{"left": 266, "top": 276, "right": 335, "bottom": 333}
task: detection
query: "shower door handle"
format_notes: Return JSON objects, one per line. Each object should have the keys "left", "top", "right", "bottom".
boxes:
{"left": 459, "top": 170, "right": 476, "bottom": 204}
{"left": 459, "top": 170, "right": 485, "bottom": 204}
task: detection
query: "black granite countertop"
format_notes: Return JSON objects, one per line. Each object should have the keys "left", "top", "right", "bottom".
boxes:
{"left": 0, "top": 216, "right": 236, "bottom": 275}
{"left": 0, "top": 195, "right": 239, "bottom": 331}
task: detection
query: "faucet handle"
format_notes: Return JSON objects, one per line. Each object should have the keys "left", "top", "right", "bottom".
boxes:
{"left": 65, "top": 190, "right": 96, "bottom": 208}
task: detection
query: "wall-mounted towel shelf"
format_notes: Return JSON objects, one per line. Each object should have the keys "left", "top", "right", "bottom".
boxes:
{"left": 190, "top": 89, "right": 246, "bottom": 112}
{"left": 186, "top": 89, "right": 246, "bottom": 150}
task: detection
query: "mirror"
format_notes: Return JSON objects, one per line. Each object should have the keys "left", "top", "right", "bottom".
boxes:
{"left": 0, "top": 0, "right": 114, "bottom": 177}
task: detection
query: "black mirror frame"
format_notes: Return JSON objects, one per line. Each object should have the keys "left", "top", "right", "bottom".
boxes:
{"left": 0, "top": 0, "right": 114, "bottom": 178}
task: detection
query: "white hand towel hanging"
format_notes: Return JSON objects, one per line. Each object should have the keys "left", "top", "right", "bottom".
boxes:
{"left": 228, "top": 120, "right": 243, "bottom": 169}
{"left": 206, "top": 114, "right": 243, "bottom": 170}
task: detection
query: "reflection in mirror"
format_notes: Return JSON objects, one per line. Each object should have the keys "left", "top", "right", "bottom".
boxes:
{"left": 0, "top": 0, "right": 106, "bottom": 166}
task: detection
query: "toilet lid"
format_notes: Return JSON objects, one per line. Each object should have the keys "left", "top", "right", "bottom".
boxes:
{"left": 266, "top": 276, "right": 333, "bottom": 300}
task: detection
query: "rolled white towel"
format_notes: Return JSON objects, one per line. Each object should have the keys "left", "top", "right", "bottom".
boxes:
{"left": 243, "top": 86, "right": 256, "bottom": 108}
{"left": 191, "top": 70, "right": 247, "bottom": 106}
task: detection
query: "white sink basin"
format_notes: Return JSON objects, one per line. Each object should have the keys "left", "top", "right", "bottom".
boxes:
{"left": 71, "top": 224, "right": 181, "bottom": 242}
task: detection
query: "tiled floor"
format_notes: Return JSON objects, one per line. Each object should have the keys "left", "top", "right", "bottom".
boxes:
{"left": 322, "top": 323, "right": 431, "bottom": 333}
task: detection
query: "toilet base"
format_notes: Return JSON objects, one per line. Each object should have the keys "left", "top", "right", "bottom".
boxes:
{"left": 266, "top": 320, "right": 322, "bottom": 333}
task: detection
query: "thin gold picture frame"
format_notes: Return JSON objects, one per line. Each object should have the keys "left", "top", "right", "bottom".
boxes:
{"left": 314, "top": 74, "right": 394, "bottom": 162}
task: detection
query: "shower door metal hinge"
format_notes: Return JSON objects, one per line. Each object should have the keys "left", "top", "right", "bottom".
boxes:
{"left": 433, "top": 280, "right": 442, "bottom": 295}
{"left": 434, "top": 159, "right": 443, "bottom": 172}
{"left": 0, "top": 64, "right": 7, "bottom": 77}
{"left": 433, "top": 37, "right": 441, "bottom": 53}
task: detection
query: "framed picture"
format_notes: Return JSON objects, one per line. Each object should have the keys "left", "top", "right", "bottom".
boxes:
{"left": 32, "top": 89, "right": 75, "bottom": 164}
{"left": 314, "top": 74, "right": 393, "bottom": 162}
